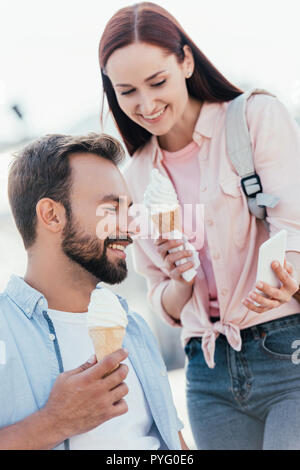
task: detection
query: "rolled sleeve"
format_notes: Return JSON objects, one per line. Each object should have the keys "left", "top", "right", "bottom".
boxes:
{"left": 132, "top": 240, "right": 182, "bottom": 327}
{"left": 248, "top": 95, "right": 300, "bottom": 252}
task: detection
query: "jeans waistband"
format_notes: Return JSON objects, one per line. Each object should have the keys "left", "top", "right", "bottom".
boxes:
{"left": 240, "top": 313, "right": 300, "bottom": 341}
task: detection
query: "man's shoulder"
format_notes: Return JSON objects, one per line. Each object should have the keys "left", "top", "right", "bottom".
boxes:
{"left": 115, "top": 293, "right": 145, "bottom": 321}
{"left": 115, "top": 293, "right": 154, "bottom": 335}
{"left": 0, "top": 291, "right": 10, "bottom": 315}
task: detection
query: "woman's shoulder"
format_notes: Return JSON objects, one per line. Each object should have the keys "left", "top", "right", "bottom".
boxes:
{"left": 242, "top": 91, "right": 294, "bottom": 140}
{"left": 122, "top": 139, "right": 154, "bottom": 201}
{"left": 246, "top": 92, "right": 284, "bottom": 120}
{"left": 123, "top": 139, "right": 154, "bottom": 179}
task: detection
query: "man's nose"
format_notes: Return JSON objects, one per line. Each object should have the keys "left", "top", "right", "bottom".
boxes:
{"left": 117, "top": 208, "right": 131, "bottom": 237}
{"left": 117, "top": 209, "right": 137, "bottom": 239}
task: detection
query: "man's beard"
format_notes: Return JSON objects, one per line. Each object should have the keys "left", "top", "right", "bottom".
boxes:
{"left": 61, "top": 212, "right": 130, "bottom": 284}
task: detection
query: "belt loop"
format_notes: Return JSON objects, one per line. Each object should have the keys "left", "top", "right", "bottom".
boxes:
{"left": 251, "top": 325, "right": 260, "bottom": 340}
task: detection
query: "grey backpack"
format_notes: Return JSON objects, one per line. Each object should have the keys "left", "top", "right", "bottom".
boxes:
{"left": 225, "top": 88, "right": 280, "bottom": 231}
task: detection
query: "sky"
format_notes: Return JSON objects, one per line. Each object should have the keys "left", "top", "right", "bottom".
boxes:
{"left": 0, "top": 0, "right": 299, "bottom": 141}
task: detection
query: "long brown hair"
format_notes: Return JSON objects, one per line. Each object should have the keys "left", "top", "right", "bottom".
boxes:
{"left": 99, "top": 2, "right": 243, "bottom": 156}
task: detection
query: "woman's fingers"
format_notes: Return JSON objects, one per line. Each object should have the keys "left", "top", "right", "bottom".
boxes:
{"left": 170, "top": 260, "right": 195, "bottom": 281}
{"left": 154, "top": 236, "right": 195, "bottom": 283}
{"left": 284, "top": 258, "right": 293, "bottom": 275}
{"left": 156, "top": 238, "right": 184, "bottom": 257}
{"left": 271, "top": 260, "right": 299, "bottom": 297}
{"left": 165, "top": 249, "right": 193, "bottom": 269}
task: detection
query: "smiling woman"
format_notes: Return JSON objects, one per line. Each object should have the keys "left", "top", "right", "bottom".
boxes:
{"left": 105, "top": 42, "right": 195, "bottom": 146}
{"left": 97, "top": 1, "right": 300, "bottom": 451}
{"left": 99, "top": 2, "right": 242, "bottom": 155}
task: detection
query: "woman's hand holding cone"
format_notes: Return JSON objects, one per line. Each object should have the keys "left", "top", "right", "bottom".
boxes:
{"left": 155, "top": 237, "right": 195, "bottom": 285}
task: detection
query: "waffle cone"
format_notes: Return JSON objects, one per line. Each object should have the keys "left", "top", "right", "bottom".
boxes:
{"left": 151, "top": 206, "right": 182, "bottom": 235}
{"left": 88, "top": 326, "right": 125, "bottom": 372}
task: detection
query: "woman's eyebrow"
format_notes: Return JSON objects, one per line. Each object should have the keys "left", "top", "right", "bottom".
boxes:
{"left": 115, "top": 70, "right": 167, "bottom": 87}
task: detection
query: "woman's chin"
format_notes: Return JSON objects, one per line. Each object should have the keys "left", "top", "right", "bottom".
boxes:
{"left": 149, "top": 122, "right": 174, "bottom": 137}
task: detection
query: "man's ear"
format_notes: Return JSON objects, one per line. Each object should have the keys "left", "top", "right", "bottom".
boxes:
{"left": 36, "top": 198, "right": 65, "bottom": 233}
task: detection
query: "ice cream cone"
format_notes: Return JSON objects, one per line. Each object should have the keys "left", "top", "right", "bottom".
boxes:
{"left": 89, "top": 326, "right": 125, "bottom": 366}
{"left": 151, "top": 206, "right": 182, "bottom": 236}
{"left": 144, "top": 169, "right": 199, "bottom": 282}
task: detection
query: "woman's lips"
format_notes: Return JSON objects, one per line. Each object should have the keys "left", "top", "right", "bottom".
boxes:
{"left": 139, "top": 105, "right": 168, "bottom": 124}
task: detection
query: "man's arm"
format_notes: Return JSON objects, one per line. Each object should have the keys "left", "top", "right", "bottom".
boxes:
{"left": 0, "top": 408, "right": 65, "bottom": 450}
{"left": 0, "top": 350, "right": 128, "bottom": 450}
{"left": 178, "top": 431, "right": 189, "bottom": 450}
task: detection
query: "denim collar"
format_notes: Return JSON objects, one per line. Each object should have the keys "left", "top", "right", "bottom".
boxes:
{"left": 4, "top": 275, "right": 130, "bottom": 321}
{"left": 4, "top": 274, "right": 48, "bottom": 319}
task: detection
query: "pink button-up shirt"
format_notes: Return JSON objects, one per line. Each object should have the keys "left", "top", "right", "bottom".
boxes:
{"left": 123, "top": 94, "right": 300, "bottom": 368}
{"left": 161, "top": 141, "right": 220, "bottom": 318}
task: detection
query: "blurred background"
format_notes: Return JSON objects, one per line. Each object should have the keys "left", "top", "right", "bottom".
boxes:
{"left": 0, "top": 0, "right": 300, "bottom": 449}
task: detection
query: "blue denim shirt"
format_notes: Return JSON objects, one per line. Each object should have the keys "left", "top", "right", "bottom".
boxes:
{"left": 0, "top": 275, "right": 183, "bottom": 450}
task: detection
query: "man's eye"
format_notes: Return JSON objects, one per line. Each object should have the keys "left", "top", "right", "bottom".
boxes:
{"left": 104, "top": 207, "right": 117, "bottom": 212}
{"left": 151, "top": 79, "right": 166, "bottom": 87}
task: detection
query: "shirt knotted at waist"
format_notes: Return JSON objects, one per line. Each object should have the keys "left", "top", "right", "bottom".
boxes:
{"left": 197, "top": 321, "right": 242, "bottom": 368}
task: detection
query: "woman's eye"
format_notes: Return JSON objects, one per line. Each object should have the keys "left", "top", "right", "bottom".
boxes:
{"left": 121, "top": 89, "right": 135, "bottom": 96}
{"left": 120, "top": 79, "right": 166, "bottom": 96}
{"left": 151, "top": 79, "right": 166, "bottom": 87}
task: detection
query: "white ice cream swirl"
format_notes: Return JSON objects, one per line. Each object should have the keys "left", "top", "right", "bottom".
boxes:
{"left": 143, "top": 169, "right": 200, "bottom": 283}
{"left": 87, "top": 287, "right": 128, "bottom": 328}
{"left": 143, "top": 169, "right": 179, "bottom": 214}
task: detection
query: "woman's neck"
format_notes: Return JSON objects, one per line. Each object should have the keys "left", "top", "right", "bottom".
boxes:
{"left": 158, "top": 97, "right": 203, "bottom": 152}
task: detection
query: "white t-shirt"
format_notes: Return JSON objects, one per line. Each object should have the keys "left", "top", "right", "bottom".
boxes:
{"left": 47, "top": 308, "right": 161, "bottom": 450}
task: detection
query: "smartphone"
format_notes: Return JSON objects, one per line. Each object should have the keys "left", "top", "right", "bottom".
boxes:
{"left": 254, "top": 229, "right": 287, "bottom": 304}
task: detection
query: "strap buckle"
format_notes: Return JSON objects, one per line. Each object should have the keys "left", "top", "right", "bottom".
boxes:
{"left": 241, "top": 173, "right": 263, "bottom": 198}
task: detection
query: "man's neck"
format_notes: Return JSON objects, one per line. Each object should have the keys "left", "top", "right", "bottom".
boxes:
{"left": 24, "top": 249, "right": 98, "bottom": 313}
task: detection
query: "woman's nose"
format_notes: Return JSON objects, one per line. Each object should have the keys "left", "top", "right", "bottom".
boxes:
{"left": 139, "top": 93, "right": 155, "bottom": 116}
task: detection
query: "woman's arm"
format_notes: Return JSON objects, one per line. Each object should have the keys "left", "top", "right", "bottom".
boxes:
{"left": 286, "top": 251, "right": 300, "bottom": 302}
{"left": 131, "top": 238, "right": 194, "bottom": 324}
{"left": 162, "top": 280, "right": 193, "bottom": 322}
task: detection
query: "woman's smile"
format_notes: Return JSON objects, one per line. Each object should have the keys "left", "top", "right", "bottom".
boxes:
{"left": 138, "top": 105, "right": 168, "bottom": 125}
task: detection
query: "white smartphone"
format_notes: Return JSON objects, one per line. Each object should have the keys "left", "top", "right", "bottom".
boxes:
{"left": 254, "top": 229, "right": 287, "bottom": 304}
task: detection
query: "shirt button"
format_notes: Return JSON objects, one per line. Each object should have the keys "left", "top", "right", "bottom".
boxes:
{"left": 207, "top": 219, "right": 214, "bottom": 226}
{"left": 221, "top": 289, "right": 228, "bottom": 296}
{"left": 38, "top": 299, "right": 44, "bottom": 307}
{"left": 213, "top": 253, "right": 220, "bottom": 260}
{"left": 201, "top": 186, "right": 207, "bottom": 192}
{"left": 49, "top": 334, "right": 56, "bottom": 341}
{"left": 193, "top": 135, "right": 202, "bottom": 145}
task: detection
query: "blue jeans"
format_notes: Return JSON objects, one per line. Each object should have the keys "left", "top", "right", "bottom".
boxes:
{"left": 185, "top": 313, "right": 300, "bottom": 450}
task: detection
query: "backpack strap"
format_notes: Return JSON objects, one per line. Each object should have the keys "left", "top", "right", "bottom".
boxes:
{"left": 225, "top": 88, "right": 280, "bottom": 226}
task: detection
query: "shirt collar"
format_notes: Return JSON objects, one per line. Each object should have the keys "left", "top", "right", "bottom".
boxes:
{"left": 4, "top": 275, "right": 131, "bottom": 321}
{"left": 4, "top": 274, "right": 48, "bottom": 319}
{"left": 150, "top": 100, "right": 222, "bottom": 164}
